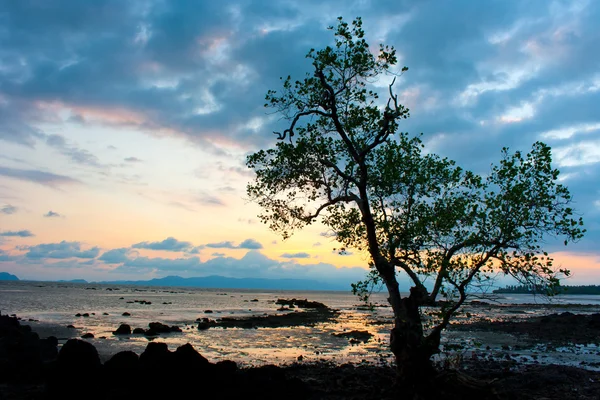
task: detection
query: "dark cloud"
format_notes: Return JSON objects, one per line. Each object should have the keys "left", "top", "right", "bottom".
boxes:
{"left": 132, "top": 237, "right": 192, "bottom": 252}
{"left": 124, "top": 157, "right": 142, "bottom": 162}
{"left": 0, "top": 166, "right": 81, "bottom": 187}
{"left": 43, "top": 210, "right": 61, "bottom": 218}
{"left": 0, "top": 230, "right": 34, "bottom": 237}
{"left": 280, "top": 252, "right": 310, "bottom": 259}
{"left": 0, "top": 204, "right": 18, "bottom": 214}
{"left": 0, "top": 0, "right": 598, "bottom": 258}
{"left": 98, "top": 248, "right": 132, "bottom": 264}
{"left": 24, "top": 241, "right": 99, "bottom": 259}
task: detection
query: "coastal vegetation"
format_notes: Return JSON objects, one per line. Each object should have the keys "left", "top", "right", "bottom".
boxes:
{"left": 494, "top": 284, "right": 600, "bottom": 295}
{"left": 246, "top": 16, "right": 585, "bottom": 393}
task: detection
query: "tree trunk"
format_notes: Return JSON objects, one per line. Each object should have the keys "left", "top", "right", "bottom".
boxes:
{"left": 389, "top": 286, "right": 438, "bottom": 395}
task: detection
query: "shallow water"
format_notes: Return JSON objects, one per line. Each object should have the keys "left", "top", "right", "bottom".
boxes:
{"left": 1, "top": 281, "right": 599, "bottom": 369}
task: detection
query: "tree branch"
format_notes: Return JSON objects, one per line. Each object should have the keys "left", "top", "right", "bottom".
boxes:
{"left": 315, "top": 68, "right": 361, "bottom": 163}
{"left": 274, "top": 109, "right": 332, "bottom": 141}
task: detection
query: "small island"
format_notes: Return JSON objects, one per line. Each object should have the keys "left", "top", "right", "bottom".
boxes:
{"left": 493, "top": 284, "right": 600, "bottom": 295}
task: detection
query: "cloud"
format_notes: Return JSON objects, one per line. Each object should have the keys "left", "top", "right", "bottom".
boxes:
{"left": 280, "top": 252, "right": 311, "bottom": 259}
{"left": 114, "top": 249, "right": 370, "bottom": 286}
{"left": 98, "top": 248, "right": 132, "bottom": 264}
{"left": 0, "top": 230, "right": 34, "bottom": 237}
{"left": 124, "top": 157, "right": 142, "bottom": 162}
{"left": 44, "top": 210, "right": 61, "bottom": 218}
{"left": 0, "top": 166, "right": 81, "bottom": 187}
{"left": 238, "top": 238, "right": 263, "bottom": 249}
{"left": 0, "top": 204, "right": 18, "bottom": 214}
{"left": 193, "top": 194, "right": 226, "bottom": 207}
{"left": 0, "top": 249, "right": 17, "bottom": 262}
{"left": 132, "top": 237, "right": 192, "bottom": 252}
{"left": 45, "top": 134, "right": 103, "bottom": 168}
{"left": 205, "top": 239, "right": 263, "bottom": 249}
{"left": 0, "top": 0, "right": 598, "bottom": 264}
{"left": 25, "top": 241, "right": 99, "bottom": 259}
{"left": 205, "top": 241, "right": 237, "bottom": 249}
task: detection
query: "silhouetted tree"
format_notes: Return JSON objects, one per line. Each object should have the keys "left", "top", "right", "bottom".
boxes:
{"left": 247, "top": 17, "right": 584, "bottom": 393}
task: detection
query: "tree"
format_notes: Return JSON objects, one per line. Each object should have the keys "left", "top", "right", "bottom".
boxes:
{"left": 246, "top": 17, "right": 585, "bottom": 391}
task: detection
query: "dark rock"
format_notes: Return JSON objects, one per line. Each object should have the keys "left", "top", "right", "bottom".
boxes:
{"left": 75, "top": 313, "right": 81, "bottom": 317}
{"left": 81, "top": 333, "right": 94, "bottom": 339}
{"left": 215, "top": 359, "right": 237, "bottom": 375}
{"left": 276, "top": 298, "right": 328, "bottom": 309}
{"left": 133, "top": 327, "right": 146, "bottom": 334}
{"left": 57, "top": 339, "right": 101, "bottom": 370}
{"left": 205, "top": 309, "right": 213, "bottom": 313}
{"left": 122, "top": 312, "right": 131, "bottom": 316}
{"left": 103, "top": 312, "right": 109, "bottom": 315}
{"left": 139, "top": 342, "right": 172, "bottom": 368}
{"left": 82, "top": 313, "right": 90, "bottom": 317}
{"left": 173, "top": 343, "right": 210, "bottom": 370}
{"left": 67, "top": 324, "right": 76, "bottom": 329}
{"left": 113, "top": 324, "right": 132, "bottom": 335}
{"left": 104, "top": 350, "right": 139, "bottom": 371}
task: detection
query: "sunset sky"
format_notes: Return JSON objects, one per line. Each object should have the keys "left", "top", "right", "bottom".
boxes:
{"left": 0, "top": 0, "right": 599, "bottom": 289}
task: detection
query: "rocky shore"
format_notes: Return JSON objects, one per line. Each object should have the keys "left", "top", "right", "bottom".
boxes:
{"left": 2, "top": 308, "right": 600, "bottom": 399}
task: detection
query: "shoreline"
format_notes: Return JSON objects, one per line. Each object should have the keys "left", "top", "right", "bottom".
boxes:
{"left": 3, "top": 306, "right": 600, "bottom": 399}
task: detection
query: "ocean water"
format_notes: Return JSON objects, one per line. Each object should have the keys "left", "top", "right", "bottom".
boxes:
{"left": 1, "top": 280, "right": 599, "bottom": 367}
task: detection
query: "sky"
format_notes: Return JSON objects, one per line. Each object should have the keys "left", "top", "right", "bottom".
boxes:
{"left": 0, "top": 0, "right": 599, "bottom": 289}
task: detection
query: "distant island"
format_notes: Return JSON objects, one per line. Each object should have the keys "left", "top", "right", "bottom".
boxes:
{"left": 0, "top": 273, "right": 348, "bottom": 291}
{"left": 493, "top": 284, "right": 600, "bottom": 295}
{"left": 0, "top": 272, "right": 19, "bottom": 281}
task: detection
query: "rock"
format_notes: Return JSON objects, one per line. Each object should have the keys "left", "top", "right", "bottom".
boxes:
{"left": 173, "top": 343, "right": 210, "bottom": 370}
{"left": 133, "top": 327, "right": 146, "bottom": 334}
{"left": 139, "top": 342, "right": 172, "bottom": 368}
{"left": 81, "top": 333, "right": 94, "bottom": 339}
{"left": 104, "top": 350, "right": 139, "bottom": 371}
{"left": 75, "top": 313, "right": 81, "bottom": 317}
{"left": 122, "top": 312, "right": 131, "bottom": 316}
{"left": 333, "top": 330, "right": 373, "bottom": 343}
{"left": 57, "top": 339, "right": 101, "bottom": 370}
{"left": 103, "top": 312, "right": 109, "bottom": 315}
{"left": 40, "top": 336, "right": 58, "bottom": 360}
{"left": 67, "top": 324, "right": 76, "bottom": 329}
{"left": 82, "top": 313, "right": 90, "bottom": 317}
{"left": 215, "top": 359, "right": 237, "bottom": 375}
{"left": 204, "top": 309, "right": 213, "bottom": 313}
{"left": 113, "top": 324, "right": 132, "bottom": 335}
{"left": 276, "top": 298, "right": 328, "bottom": 309}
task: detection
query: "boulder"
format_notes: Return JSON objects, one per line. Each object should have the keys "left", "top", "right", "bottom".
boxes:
{"left": 81, "top": 333, "right": 94, "bottom": 339}
{"left": 173, "top": 343, "right": 210, "bottom": 370}
{"left": 104, "top": 350, "right": 139, "bottom": 371}
{"left": 57, "top": 339, "right": 101, "bottom": 370}
{"left": 113, "top": 324, "right": 132, "bottom": 335}
{"left": 133, "top": 327, "right": 146, "bottom": 334}
{"left": 139, "top": 342, "right": 172, "bottom": 369}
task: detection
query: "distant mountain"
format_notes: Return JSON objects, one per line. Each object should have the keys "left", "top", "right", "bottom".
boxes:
{"left": 101, "top": 275, "right": 347, "bottom": 291}
{"left": 0, "top": 272, "right": 19, "bottom": 281}
{"left": 57, "top": 279, "right": 88, "bottom": 283}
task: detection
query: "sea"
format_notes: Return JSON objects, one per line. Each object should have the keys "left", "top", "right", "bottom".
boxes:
{"left": 1, "top": 280, "right": 599, "bottom": 368}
